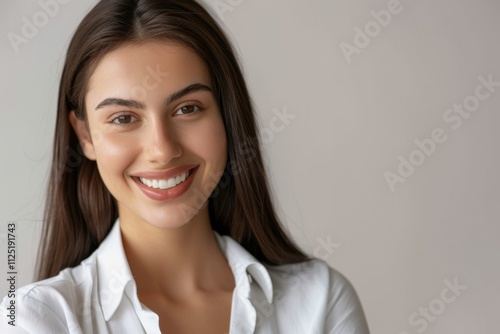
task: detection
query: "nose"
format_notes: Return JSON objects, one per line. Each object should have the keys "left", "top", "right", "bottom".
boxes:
{"left": 144, "top": 118, "right": 182, "bottom": 165}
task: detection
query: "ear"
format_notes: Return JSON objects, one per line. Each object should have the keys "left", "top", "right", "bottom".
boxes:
{"left": 69, "top": 111, "right": 97, "bottom": 161}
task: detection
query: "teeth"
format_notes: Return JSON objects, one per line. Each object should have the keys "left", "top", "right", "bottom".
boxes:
{"left": 159, "top": 179, "right": 168, "bottom": 189}
{"left": 139, "top": 170, "right": 190, "bottom": 190}
{"left": 166, "top": 178, "right": 176, "bottom": 188}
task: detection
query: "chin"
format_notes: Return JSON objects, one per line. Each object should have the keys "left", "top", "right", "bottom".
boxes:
{"left": 141, "top": 205, "right": 206, "bottom": 230}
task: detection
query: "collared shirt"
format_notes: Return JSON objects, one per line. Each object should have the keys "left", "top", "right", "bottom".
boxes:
{"left": 0, "top": 219, "right": 370, "bottom": 333}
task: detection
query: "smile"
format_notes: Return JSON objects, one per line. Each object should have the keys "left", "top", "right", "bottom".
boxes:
{"left": 139, "top": 170, "right": 191, "bottom": 190}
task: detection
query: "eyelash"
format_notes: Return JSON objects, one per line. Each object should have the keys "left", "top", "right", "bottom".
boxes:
{"left": 110, "top": 104, "right": 204, "bottom": 127}
{"left": 173, "top": 104, "right": 203, "bottom": 116}
{"left": 111, "top": 114, "right": 136, "bottom": 126}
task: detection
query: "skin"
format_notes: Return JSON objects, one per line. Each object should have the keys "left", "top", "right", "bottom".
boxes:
{"left": 69, "top": 41, "right": 235, "bottom": 333}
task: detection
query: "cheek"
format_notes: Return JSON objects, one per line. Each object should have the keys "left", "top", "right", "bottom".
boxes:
{"left": 197, "top": 119, "right": 227, "bottom": 165}
{"left": 92, "top": 134, "right": 136, "bottom": 178}
{"left": 188, "top": 120, "right": 227, "bottom": 201}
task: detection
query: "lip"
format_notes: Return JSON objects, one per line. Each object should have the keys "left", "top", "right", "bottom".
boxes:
{"left": 132, "top": 165, "right": 199, "bottom": 201}
{"left": 133, "top": 164, "right": 198, "bottom": 180}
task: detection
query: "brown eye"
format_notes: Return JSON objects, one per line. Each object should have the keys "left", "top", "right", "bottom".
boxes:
{"left": 112, "top": 114, "right": 135, "bottom": 125}
{"left": 174, "top": 105, "right": 201, "bottom": 116}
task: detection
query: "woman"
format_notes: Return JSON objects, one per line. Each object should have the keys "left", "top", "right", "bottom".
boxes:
{"left": 0, "top": 0, "right": 369, "bottom": 333}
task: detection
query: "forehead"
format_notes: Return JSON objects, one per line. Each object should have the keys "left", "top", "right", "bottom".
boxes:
{"left": 86, "top": 41, "right": 211, "bottom": 100}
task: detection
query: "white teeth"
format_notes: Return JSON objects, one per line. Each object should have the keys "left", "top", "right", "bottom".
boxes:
{"left": 138, "top": 170, "right": 190, "bottom": 190}
{"left": 159, "top": 179, "right": 168, "bottom": 189}
{"left": 166, "top": 178, "right": 176, "bottom": 188}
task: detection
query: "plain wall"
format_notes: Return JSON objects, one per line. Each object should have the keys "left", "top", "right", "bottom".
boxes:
{"left": 1, "top": 0, "right": 499, "bottom": 333}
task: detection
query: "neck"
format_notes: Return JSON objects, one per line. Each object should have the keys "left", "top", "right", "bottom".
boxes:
{"left": 119, "top": 206, "right": 234, "bottom": 300}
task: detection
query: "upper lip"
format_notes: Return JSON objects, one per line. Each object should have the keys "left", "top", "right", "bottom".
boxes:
{"left": 132, "top": 164, "right": 198, "bottom": 180}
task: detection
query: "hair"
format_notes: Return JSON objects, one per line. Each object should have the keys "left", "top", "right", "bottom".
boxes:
{"left": 36, "top": 0, "right": 312, "bottom": 280}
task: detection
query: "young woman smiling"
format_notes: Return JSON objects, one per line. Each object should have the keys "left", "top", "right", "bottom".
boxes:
{"left": 0, "top": 1, "right": 369, "bottom": 333}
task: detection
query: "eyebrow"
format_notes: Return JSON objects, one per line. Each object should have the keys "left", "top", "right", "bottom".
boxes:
{"left": 94, "top": 83, "right": 212, "bottom": 110}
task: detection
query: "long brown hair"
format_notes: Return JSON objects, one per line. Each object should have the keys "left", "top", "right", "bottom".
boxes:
{"left": 36, "top": 0, "right": 312, "bottom": 280}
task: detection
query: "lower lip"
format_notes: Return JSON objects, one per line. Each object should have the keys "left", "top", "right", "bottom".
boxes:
{"left": 132, "top": 167, "right": 198, "bottom": 201}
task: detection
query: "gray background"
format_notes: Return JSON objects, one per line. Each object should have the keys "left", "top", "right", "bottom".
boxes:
{"left": 1, "top": 0, "right": 499, "bottom": 333}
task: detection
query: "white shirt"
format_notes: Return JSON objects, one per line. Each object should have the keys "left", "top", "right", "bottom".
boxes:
{"left": 0, "top": 219, "right": 370, "bottom": 333}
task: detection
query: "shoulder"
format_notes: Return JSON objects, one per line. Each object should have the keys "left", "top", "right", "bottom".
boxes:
{"left": 0, "top": 256, "right": 98, "bottom": 333}
{"left": 266, "top": 257, "right": 353, "bottom": 296}
{"left": 12, "top": 254, "right": 97, "bottom": 304}
{"left": 266, "top": 258, "right": 370, "bottom": 333}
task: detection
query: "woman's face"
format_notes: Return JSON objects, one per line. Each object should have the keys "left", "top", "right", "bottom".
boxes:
{"left": 71, "top": 41, "right": 227, "bottom": 229}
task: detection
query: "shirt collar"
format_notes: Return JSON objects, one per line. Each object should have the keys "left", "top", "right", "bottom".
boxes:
{"left": 213, "top": 231, "right": 274, "bottom": 304}
{"left": 95, "top": 219, "right": 274, "bottom": 321}
{"left": 96, "top": 218, "right": 135, "bottom": 321}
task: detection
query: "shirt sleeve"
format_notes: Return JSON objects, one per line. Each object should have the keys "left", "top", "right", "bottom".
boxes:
{"left": 324, "top": 266, "right": 370, "bottom": 334}
{"left": 0, "top": 288, "right": 75, "bottom": 334}
{"left": 0, "top": 302, "right": 29, "bottom": 334}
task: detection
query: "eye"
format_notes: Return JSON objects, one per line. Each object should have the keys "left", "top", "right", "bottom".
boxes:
{"left": 111, "top": 114, "right": 136, "bottom": 125}
{"left": 174, "top": 104, "right": 202, "bottom": 116}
